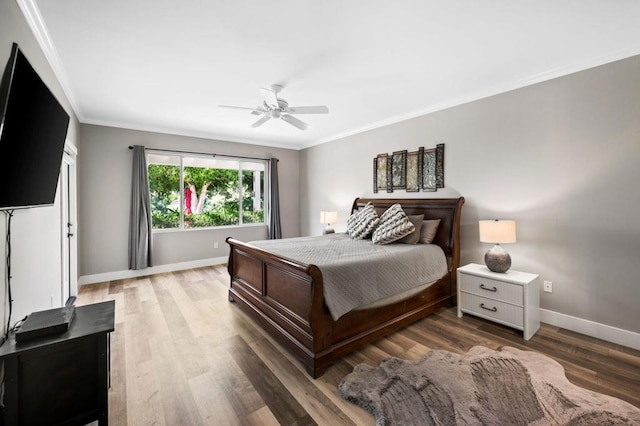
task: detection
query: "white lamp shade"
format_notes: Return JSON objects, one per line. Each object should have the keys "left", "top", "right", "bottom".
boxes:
{"left": 479, "top": 220, "right": 516, "bottom": 244}
{"left": 320, "top": 211, "right": 338, "bottom": 225}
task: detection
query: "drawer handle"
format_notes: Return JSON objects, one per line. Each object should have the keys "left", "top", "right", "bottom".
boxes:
{"left": 480, "top": 303, "right": 497, "bottom": 312}
{"left": 480, "top": 283, "right": 498, "bottom": 292}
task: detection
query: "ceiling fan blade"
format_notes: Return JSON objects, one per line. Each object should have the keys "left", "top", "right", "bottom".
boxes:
{"left": 218, "top": 105, "right": 257, "bottom": 111}
{"left": 260, "top": 87, "right": 279, "bottom": 108}
{"left": 287, "top": 105, "right": 329, "bottom": 114}
{"left": 251, "top": 115, "right": 271, "bottom": 128}
{"left": 281, "top": 114, "right": 309, "bottom": 131}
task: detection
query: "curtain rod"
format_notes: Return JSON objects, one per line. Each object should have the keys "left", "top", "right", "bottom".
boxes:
{"left": 128, "top": 145, "right": 276, "bottom": 162}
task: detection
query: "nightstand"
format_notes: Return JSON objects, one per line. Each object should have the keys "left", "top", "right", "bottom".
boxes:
{"left": 457, "top": 263, "right": 540, "bottom": 340}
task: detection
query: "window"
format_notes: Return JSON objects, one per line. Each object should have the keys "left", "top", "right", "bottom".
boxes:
{"left": 147, "top": 153, "right": 266, "bottom": 230}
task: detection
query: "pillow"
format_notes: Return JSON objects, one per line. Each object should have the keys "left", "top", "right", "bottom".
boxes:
{"left": 372, "top": 204, "right": 415, "bottom": 245}
{"left": 397, "top": 214, "right": 424, "bottom": 244}
{"left": 347, "top": 203, "right": 380, "bottom": 239}
{"left": 419, "top": 219, "right": 441, "bottom": 244}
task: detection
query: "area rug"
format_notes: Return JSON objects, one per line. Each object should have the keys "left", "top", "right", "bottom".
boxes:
{"left": 339, "top": 345, "right": 640, "bottom": 425}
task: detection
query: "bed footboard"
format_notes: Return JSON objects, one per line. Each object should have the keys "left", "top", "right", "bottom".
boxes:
{"left": 226, "top": 237, "right": 333, "bottom": 377}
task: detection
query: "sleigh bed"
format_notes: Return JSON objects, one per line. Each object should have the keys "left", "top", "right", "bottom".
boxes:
{"left": 226, "top": 197, "right": 465, "bottom": 378}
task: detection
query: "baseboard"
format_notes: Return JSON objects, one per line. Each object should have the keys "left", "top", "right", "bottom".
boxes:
{"left": 540, "top": 308, "right": 640, "bottom": 351}
{"left": 78, "top": 257, "right": 228, "bottom": 286}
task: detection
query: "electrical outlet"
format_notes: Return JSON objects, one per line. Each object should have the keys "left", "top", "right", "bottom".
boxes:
{"left": 214, "top": 241, "right": 219, "bottom": 249}
{"left": 543, "top": 280, "right": 553, "bottom": 293}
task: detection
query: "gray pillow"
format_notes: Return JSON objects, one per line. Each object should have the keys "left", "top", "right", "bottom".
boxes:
{"left": 398, "top": 214, "right": 424, "bottom": 244}
{"left": 372, "top": 204, "right": 415, "bottom": 245}
{"left": 347, "top": 203, "right": 380, "bottom": 239}
{"left": 419, "top": 219, "right": 441, "bottom": 244}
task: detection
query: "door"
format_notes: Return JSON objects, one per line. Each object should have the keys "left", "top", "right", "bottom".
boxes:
{"left": 60, "top": 145, "right": 78, "bottom": 305}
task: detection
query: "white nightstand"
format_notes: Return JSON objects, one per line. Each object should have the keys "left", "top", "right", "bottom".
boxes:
{"left": 457, "top": 263, "right": 540, "bottom": 340}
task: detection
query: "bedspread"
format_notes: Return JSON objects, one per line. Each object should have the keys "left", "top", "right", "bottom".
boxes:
{"left": 249, "top": 233, "right": 448, "bottom": 320}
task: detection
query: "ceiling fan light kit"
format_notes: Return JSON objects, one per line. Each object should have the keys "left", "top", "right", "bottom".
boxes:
{"left": 219, "top": 84, "right": 329, "bottom": 131}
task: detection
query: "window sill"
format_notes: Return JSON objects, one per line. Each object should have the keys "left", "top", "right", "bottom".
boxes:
{"left": 152, "top": 223, "right": 267, "bottom": 234}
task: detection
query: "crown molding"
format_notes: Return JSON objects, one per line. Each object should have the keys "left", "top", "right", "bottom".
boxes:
{"left": 304, "top": 46, "right": 640, "bottom": 150}
{"left": 16, "top": 0, "right": 83, "bottom": 120}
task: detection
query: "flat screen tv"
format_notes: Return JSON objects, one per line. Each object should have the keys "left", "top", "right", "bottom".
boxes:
{"left": 0, "top": 43, "right": 70, "bottom": 210}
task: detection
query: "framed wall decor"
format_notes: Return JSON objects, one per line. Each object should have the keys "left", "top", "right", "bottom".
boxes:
{"left": 373, "top": 153, "right": 388, "bottom": 193}
{"left": 391, "top": 150, "right": 407, "bottom": 190}
{"left": 386, "top": 155, "right": 393, "bottom": 193}
{"left": 372, "top": 143, "right": 444, "bottom": 193}
{"left": 436, "top": 143, "right": 445, "bottom": 188}
{"left": 405, "top": 150, "right": 421, "bottom": 192}
{"left": 422, "top": 147, "right": 437, "bottom": 192}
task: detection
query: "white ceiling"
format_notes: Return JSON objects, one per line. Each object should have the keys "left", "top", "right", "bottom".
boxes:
{"left": 25, "top": 0, "right": 640, "bottom": 150}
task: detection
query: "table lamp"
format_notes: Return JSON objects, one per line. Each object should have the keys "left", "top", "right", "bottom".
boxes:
{"left": 320, "top": 211, "right": 338, "bottom": 234}
{"left": 479, "top": 220, "right": 516, "bottom": 273}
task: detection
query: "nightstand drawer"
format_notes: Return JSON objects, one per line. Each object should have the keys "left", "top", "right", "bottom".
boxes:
{"left": 459, "top": 292, "right": 524, "bottom": 328}
{"left": 459, "top": 273, "right": 523, "bottom": 305}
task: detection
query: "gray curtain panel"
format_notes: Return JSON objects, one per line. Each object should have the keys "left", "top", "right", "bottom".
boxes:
{"left": 268, "top": 158, "right": 282, "bottom": 239}
{"left": 128, "top": 145, "right": 153, "bottom": 269}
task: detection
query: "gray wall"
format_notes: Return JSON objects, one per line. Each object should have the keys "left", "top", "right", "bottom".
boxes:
{"left": 0, "top": 0, "right": 81, "bottom": 330}
{"left": 78, "top": 124, "right": 300, "bottom": 276}
{"left": 300, "top": 55, "right": 640, "bottom": 334}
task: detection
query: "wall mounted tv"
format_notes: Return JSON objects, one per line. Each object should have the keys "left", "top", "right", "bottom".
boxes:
{"left": 0, "top": 42, "right": 70, "bottom": 210}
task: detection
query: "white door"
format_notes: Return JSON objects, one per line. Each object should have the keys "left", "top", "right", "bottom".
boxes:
{"left": 60, "top": 145, "right": 78, "bottom": 305}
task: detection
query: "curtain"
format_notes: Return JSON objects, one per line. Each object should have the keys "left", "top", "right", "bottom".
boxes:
{"left": 128, "top": 145, "right": 153, "bottom": 269}
{"left": 267, "top": 158, "right": 282, "bottom": 239}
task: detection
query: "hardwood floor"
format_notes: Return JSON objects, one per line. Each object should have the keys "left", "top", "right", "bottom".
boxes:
{"left": 77, "top": 265, "right": 640, "bottom": 425}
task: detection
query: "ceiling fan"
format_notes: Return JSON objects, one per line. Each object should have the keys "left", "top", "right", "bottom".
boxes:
{"left": 218, "top": 84, "right": 329, "bottom": 131}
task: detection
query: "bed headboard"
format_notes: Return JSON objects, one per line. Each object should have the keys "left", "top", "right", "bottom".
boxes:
{"left": 351, "top": 197, "right": 465, "bottom": 260}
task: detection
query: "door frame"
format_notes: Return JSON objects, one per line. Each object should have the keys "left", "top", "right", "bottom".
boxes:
{"left": 61, "top": 141, "right": 78, "bottom": 305}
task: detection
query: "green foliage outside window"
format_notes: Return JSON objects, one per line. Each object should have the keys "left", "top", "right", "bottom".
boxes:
{"left": 148, "top": 158, "right": 265, "bottom": 230}
{"left": 148, "top": 164, "right": 180, "bottom": 228}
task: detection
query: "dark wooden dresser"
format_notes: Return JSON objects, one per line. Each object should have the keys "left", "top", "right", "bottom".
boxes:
{"left": 0, "top": 300, "right": 115, "bottom": 425}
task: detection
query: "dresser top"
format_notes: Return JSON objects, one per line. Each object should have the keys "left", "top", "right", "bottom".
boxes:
{"left": 0, "top": 300, "right": 115, "bottom": 357}
{"left": 458, "top": 263, "right": 539, "bottom": 285}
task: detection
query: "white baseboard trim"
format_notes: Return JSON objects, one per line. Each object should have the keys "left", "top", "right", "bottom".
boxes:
{"left": 540, "top": 308, "right": 640, "bottom": 351}
{"left": 78, "top": 257, "right": 228, "bottom": 286}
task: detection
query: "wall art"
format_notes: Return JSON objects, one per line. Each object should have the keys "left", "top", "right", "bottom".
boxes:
{"left": 422, "top": 147, "right": 436, "bottom": 192}
{"left": 373, "top": 153, "right": 388, "bottom": 193}
{"left": 405, "top": 150, "right": 421, "bottom": 192}
{"left": 391, "top": 150, "right": 407, "bottom": 190}
{"left": 373, "top": 143, "right": 444, "bottom": 193}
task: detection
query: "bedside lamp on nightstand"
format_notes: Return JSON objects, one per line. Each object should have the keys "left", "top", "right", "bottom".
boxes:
{"left": 320, "top": 211, "right": 338, "bottom": 234}
{"left": 479, "top": 219, "right": 516, "bottom": 273}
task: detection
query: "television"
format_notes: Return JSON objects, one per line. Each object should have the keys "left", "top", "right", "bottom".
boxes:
{"left": 0, "top": 43, "right": 70, "bottom": 210}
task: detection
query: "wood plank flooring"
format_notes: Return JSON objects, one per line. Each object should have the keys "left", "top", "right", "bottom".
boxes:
{"left": 77, "top": 265, "right": 640, "bottom": 425}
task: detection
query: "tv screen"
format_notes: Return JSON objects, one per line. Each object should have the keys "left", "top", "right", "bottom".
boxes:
{"left": 0, "top": 43, "right": 70, "bottom": 210}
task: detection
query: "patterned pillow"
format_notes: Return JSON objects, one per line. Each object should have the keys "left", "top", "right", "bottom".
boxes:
{"left": 347, "top": 203, "right": 380, "bottom": 239}
{"left": 372, "top": 204, "right": 415, "bottom": 245}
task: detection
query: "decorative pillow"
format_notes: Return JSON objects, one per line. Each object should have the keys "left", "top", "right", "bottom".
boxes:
{"left": 397, "top": 214, "right": 424, "bottom": 244}
{"left": 347, "top": 203, "right": 380, "bottom": 239}
{"left": 419, "top": 219, "right": 441, "bottom": 244}
{"left": 372, "top": 204, "right": 415, "bottom": 245}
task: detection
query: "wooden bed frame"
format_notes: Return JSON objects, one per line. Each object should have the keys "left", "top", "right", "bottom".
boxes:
{"left": 226, "top": 197, "right": 465, "bottom": 378}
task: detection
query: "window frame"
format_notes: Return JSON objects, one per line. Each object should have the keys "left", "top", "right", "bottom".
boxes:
{"left": 147, "top": 152, "right": 268, "bottom": 232}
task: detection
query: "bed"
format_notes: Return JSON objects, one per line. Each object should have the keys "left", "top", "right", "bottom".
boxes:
{"left": 226, "top": 197, "right": 465, "bottom": 378}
